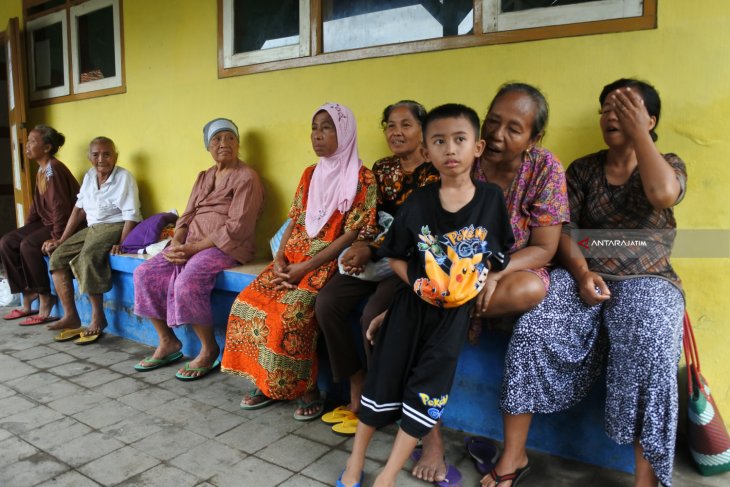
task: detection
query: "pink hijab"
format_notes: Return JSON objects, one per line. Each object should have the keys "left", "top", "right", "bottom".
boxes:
{"left": 305, "top": 102, "right": 362, "bottom": 238}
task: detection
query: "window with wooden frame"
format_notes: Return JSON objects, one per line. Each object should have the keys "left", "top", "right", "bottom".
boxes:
{"left": 219, "top": 0, "right": 655, "bottom": 77}
{"left": 24, "top": 0, "right": 124, "bottom": 104}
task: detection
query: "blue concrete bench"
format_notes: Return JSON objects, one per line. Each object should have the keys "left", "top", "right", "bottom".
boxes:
{"left": 59, "top": 255, "right": 633, "bottom": 474}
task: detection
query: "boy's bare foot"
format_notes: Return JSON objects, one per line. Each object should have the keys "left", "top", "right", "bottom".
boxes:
{"left": 413, "top": 429, "right": 447, "bottom": 482}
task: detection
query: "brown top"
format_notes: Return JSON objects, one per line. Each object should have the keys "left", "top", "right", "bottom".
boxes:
{"left": 565, "top": 150, "right": 687, "bottom": 288}
{"left": 176, "top": 161, "right": 265, "bottom": 264}
{"left": 26, "top": 158, "right": 80, "bottom": 239}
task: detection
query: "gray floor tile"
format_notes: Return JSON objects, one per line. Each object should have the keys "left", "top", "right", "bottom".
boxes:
{"left": 182, "top": 406, "right": 244, "bottom": 438}
{"left": 278, "top": 475, "right": 329, "bottom": 487}
{"left": 169, "top": 439, "right": 247, "bottom": 479}
{"left": 117, "top": 463, "right": 201, "bottom": 487}
{"left": 0, "top": 435, "right": 40, "bottom": 468}
{"left": 101, "top": 412, "right": 172, "bottom": 444}
{"left": 117, "top": 385, "right": 179, "bottom": 411}
{"left": 28, "top": 351, "right": 78, "bottom": 368}
{"left": 20, "top": 377, "right": 86, "bottom": 402}
{"left": 6, "top": 370, "right": 62, "bottom": 393}
{"left": 0, "top": 427, "right": 12, "bottom": 442}
{"left": 0, "top": 357, "right": 37, "bottom": 380}
{"left": 146, "top": 396, "right": 216, "bottom": 426}
{"left": 48, "top": 360, "right": 98, "bottom": 378}
{"left": 293, "top": 419, "right": 350, "bottom": 447}
{"left": 18, "top": 416, "right": 92, "bottom": 450}
{"left": 209, "top": 455, "right": 293, "bottom": 487}
{"left": 47, "top": 389, "right": 110, "bottom": 415}
{"left": 0, "top": 452, "right": 69, "bottom": 486}
{"left": 46, "top": 430, "right": 125, "bottom": 467}
{"left": 68, "top": 367, "right": 124, "bottom": 388}
{"left": 131, "top": 427, "right": 207, "bottom": 461}
{"left": 0, "top": 383, "right": 15, "bottom": 398}
{"left": 0, "top": 404, "right": 65, "bottom": 434}
{"left": 256, "top": 434, "right": 330, "bottom": 472}
{"left": 35, "top": 470, "right": 102, "bottom": 487}
{"left": 83, "top": 349, "right": 134, "bottom": 367}
{"left": 11, "top": 344, "right": 59, "bottom": 360}
{"left": 0, "top": 394, "right": 37, "bottom": 419}
{"left": 79, "top": 444, "right": 160, "bottom": 485}
{"left": 72, "top": 399, "right": 139, "bottom": 428}
{"left": 300, "top": 450, "right": 380, "bottom": 486}
{"left": 95, "top": 376, "right": 149, "bottom": 398}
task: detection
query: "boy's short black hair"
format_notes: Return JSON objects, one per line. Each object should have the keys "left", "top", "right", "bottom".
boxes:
{"left": 423, "top": 104, "right": 481, "bottom": 140}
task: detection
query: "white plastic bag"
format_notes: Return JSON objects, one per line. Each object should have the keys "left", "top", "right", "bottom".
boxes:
{"left": 0, "top": 278, "right": 20, "bottom": 306}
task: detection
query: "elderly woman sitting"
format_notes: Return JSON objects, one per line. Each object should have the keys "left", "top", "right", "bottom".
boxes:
{"left": 45, "top": 137, "right": 141, "bottom": 344}
{"left": 132, "top": 118, "right": 264, "bottom": 380}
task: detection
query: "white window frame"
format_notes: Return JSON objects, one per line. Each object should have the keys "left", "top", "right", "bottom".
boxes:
{"left": 483, "top": 0, "right": 644, "bottom": 32}
{"left": 70, "top": 0, "right": 123, "bottom": 94}
{"left": 222, "top": 0, "right": 310, "bottom": 69}
{"left": 26, "top": 10, "right": 69, "bottom": 101}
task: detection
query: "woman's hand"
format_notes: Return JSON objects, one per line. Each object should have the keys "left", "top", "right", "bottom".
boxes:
{"left": 279, "top": 261, "right": 310, "bottom": 287}
{"left": 577, "top": 270, "right": 611, "bottom": 306}
{"left": 365, "top": 311, "right": 387, "bottom": 345}
{"left": 271, "top": 252, "right": 293, "bottom": 289}
{"left": 42, "top": 239, "right": 61, "bottom": 255}
{"left": 610, "top": 87, "right": 653, "bottom": 144}
{"left": 163, "top": 242, "right": 197, "bottom": 265}
{"left": 341, "top": 244, "right": 372, "bottom": 275}
{"left": 110, "top": 244, "right": 121, "bottom": 255}
{"left": 473, "top": 272, "right": 501, "bottom": 317}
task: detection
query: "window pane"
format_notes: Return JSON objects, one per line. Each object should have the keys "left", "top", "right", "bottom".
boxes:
{"left": 31, "top": 22, "right": 65, "bottom": 90}
{"left": 323, "top": 0, "right": 473, "bottom": 53}
{"left": 27, "top": 0, "right": 66, "bottom": 17}
{"left": 233, "top": 0, "right": 300, "bottom": 53}
{"left": 77, "top": 5, "right": 116, "bottom": 83}
{"left": 501, "top": 0, "right": 597, "bottom": 13}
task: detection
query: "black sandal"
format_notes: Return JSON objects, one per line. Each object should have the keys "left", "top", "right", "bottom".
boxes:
{"left": 487, "top": 464, "right": 530, "bottom": 486}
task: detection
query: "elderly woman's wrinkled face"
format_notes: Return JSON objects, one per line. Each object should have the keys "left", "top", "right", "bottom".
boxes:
{"left": 208, "top": 130, "right": 239, "bottom": 164}
{"left": 311, "top": 111, "right": 338, "bottom": 157}
{"left": 89, "top": 142, "right": 118, "bottom": 178}
{"left": 26, "top": 130, "right": 51, "bottom": 161}
{"left": 481, "top": 91, "right": 537, "bottom": 167}
{"left": 385, "top": 106, "right": 422, "bottom": 158}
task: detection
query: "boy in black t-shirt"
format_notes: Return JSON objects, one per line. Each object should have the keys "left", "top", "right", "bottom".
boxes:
{"left": 337, "top": 104, "right": 514, "bottom": 487}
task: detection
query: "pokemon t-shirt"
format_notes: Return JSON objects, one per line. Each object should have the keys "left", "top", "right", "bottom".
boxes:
{"left": 378, "top": 181, "right": 514, "bottom": 308}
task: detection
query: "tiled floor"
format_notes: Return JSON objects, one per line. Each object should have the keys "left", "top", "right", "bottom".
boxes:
{"left": 0, "top": 306, "right": 727, "bottom": 486}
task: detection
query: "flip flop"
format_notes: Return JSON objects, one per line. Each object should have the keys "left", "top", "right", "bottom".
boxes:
{"left": 53, "top": 327, "right": 85, "bottom": 342}
{"left": 487, "top": 464, "right": 530, "bottom": 487}
{"left": 174, "top": 359, "right": 220, "bottom": 381}
{"left": 18, "top": 315, "right": 59, "bottom": 326}
{"left": 240, "top": 388, "right": 276, "bottom": 410}
{"left": 293, "top": 397, "right": 325, "bottom": 421}
{"left": 322, "top": 405, "right": 357, "bottom": 424}
{"left": 134, "top": 350, "right": 184, "bottom": 371}
{"left": 336, "top": 470, "right": 364, "bottom": 487}
{"left": 331, "top": 417, "right": 359, "bottom": 436}
{"left": 3, "top": 308, "right": 38, "bottom": 320}
{"left": 73, "top": 329, "right": 104, "bottom": 345}
{"left": 464, "top": 436, "right": 500, "bottom": 475}
{"left": 410, "top": 447, "right": 463, "bottom": 487}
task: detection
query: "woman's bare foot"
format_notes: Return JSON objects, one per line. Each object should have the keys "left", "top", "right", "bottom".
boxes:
{"left": 480, "top": 453, "right": 529, "bottom": 487}
{"left": 138, "top": 336, "right": 183, "bottom": 368}
{"left": 175, "top": 346, "right": 219, "bottom": 379}
{"left": 413, "top": 427, "right": 447, "bottom": 482}
{"left": 294, "top": 389, "right": 323, "bottom": 418}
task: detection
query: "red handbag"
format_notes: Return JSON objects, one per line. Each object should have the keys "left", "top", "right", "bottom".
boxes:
{"left": 683, "top": 312, "right": 730, "bottom": 475}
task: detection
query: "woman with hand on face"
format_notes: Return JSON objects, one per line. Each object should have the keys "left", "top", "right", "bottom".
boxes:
{"left": 314, "top": 100, "right": 438, "bottom": 431}
{"left": 222, "top": 103, "right": 377, "bottom": 421}
{"left": 133, "top": 118, "right": 264, "bottom": 379}
{"left": 45, "top": 137, "right": 141, "bottom": 344}
{"left": 402, "top": 84, "right": 570, "bottom": 485}
{"left": 492, "top": 79, "right": 686, "bottom": 487}
{"left": 0, "top": 125, "right": 79, "bottom": 325}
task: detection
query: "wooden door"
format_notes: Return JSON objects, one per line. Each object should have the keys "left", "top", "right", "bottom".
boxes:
{"left": 5, "top": 17, "right": 31, "bottom": 227}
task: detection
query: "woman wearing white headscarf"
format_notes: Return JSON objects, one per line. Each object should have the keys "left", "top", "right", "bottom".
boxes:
{"left": 132, "top": 118, "right": 264, "bottom": 380}
{"left": 222, "top": 103, "right": 377, "bottom": 421}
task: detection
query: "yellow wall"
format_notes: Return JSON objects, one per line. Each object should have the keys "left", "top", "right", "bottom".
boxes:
{"left": 2, "top": 2, "right": 729, "bottom": 417}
